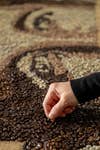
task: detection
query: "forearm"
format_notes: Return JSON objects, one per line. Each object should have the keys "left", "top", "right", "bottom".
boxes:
{"left": 70, "top": 72, "right": 100, "bottom": 103}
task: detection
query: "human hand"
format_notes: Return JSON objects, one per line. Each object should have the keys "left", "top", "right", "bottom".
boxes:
{"left": 43, "top": 81, "right": 78, "bottom": 121}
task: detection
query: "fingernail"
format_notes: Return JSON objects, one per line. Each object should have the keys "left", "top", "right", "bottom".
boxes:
{"left": 48, "top": 113, "right": 52, "bottom": 119}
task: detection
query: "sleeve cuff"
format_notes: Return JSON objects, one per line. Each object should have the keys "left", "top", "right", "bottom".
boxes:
{"left": 70, "top": 78, "right": 87, "bottom": 104}
{"left": 70, "top": 72, "right": 100, "bottom": 104}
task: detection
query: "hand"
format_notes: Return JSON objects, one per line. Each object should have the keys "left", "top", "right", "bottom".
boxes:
{"left": 43, "top": 81, "right": 78, "bottom": 121}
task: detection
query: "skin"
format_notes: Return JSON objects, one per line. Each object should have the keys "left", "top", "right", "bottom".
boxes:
{"left": 43, "top": 81, "right": 79, "bottom": 121}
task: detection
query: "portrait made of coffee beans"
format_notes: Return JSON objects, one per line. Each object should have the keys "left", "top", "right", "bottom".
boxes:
{"left": 0, "top": 46, "right": 100, "bottom": 150}
{"left": 15, "top": 4, "right": 96, "bottom": 45}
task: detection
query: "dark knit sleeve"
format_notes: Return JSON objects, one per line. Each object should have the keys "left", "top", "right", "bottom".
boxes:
{"left": 70, "top": 72, "right": 100, "bottom": 103}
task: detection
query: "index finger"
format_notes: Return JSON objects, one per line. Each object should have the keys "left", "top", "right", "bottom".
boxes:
{"left": 43, "top": 87, "right": 58, "bottom": 118}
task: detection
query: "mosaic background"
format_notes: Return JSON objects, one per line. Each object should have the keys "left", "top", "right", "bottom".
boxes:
{"left": 0, "top": 0, "right": 96, "bottom": 5}
{"left": 0, "top": 1, "right": 100, "bottom": 150}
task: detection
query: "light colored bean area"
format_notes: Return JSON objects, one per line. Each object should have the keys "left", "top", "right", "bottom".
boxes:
{"left": 25, "top": 6, "right": 94, "bottom": 33}
{"left": 0, "top": 3, "right": 96, "bottom": 64}
{"left": 61, "top": 54, "right": 100, "bottom": 78}
{"left": 79, "top": 145, "right": 100, "bottom": 150}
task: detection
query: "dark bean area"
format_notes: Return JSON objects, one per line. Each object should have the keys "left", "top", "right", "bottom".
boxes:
{"left": 34, "top": 12, "right": 53, "bottom": 31}
{"left": 0, "top": 0, "right": 95, "bottom": 6}
{"left": 0, "top": 46, "right": 100, "bottom": 150}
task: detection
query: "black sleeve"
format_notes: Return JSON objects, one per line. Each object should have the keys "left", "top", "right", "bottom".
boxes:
{"left": 70, "top": 72, "right": 100, "bottom": 103}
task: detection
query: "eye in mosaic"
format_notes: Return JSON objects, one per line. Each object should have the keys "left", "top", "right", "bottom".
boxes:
{"left": 15, "top": 4, "right": 96, "bottom": 44}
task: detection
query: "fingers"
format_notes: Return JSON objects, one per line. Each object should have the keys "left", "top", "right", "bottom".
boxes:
{"left": 43, "top": 82, "right": 77, "bottom": 121}
{"left": 49, "top": 100, "right": 75, "bottom": 121}
{"left": 60, "top": 107, "right": 75, "bottom": 117}
{"left": 64, "top": 107, "right": 75, "bottom": 114}
{"left": 48, "top": 97, "right": 64, "bottom": 121}
{"left": 43, "top": 84, "right": 59, "bottom": 118}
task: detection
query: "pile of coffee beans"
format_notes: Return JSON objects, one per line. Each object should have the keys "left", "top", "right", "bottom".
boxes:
{"left": 0, "top": 46, "right": 100, "bottom": 150}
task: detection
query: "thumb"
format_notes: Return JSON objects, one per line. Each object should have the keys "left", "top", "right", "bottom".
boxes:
{"left": 49, "top": 95, "right": 66, "bottom": 121}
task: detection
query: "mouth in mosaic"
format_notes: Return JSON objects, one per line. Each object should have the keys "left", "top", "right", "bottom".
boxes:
{"left": 15, "top": 5, "right": 96, "bottom": 40}
{"left": 0, "top": 46, "right": 100, "bottom": 149}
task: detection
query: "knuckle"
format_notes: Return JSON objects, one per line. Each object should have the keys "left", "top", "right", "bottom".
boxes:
{"left": 50, "top": 83, "right": 56, "bottom": 88}
{"left": 42, "top": 101, "right": 45, "bottom": 107}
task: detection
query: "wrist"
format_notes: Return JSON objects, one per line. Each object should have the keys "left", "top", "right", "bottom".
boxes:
{"left": 68, "top": 81, "right": 79, "bottom": 106}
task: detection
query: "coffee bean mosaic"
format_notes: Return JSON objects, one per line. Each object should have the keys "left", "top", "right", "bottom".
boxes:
{"left": 15, "top": 3, "right": 96, "bottom": 45}
{"left": 0, "top": 0, "right": 95, "bottom": 6}
{"left": 0, "top": 2, "right": 96, "bottom": 64}
{"left": 0, "top": 46, "right": 100, "bottom": 150}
